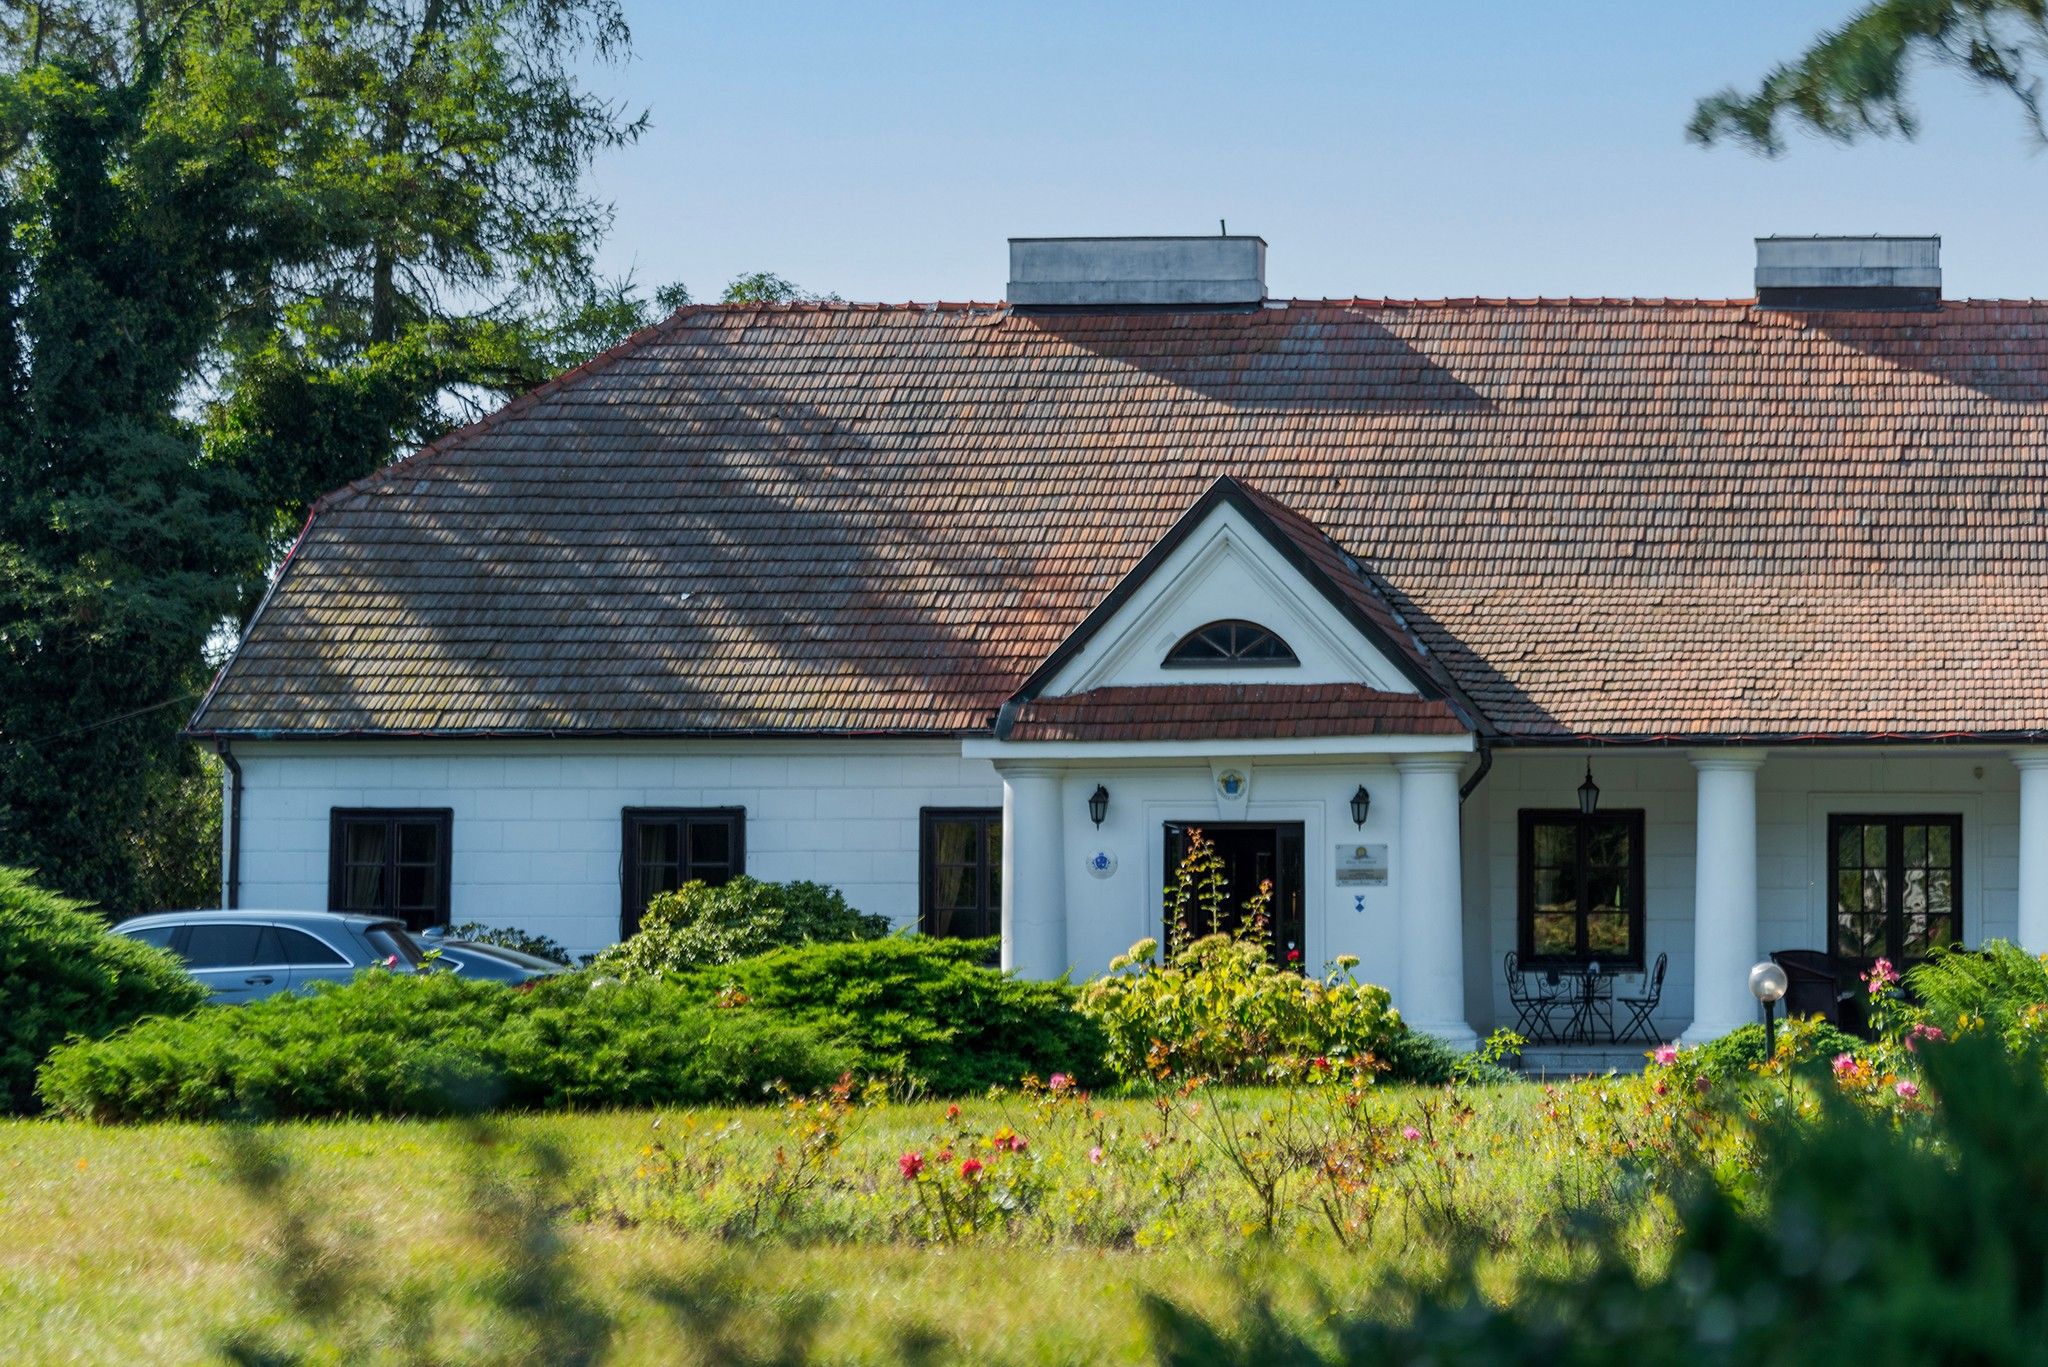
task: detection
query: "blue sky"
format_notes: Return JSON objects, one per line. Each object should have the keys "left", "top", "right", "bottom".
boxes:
{"left": 584, "top": 2, "right": 2048, "bottom": 304}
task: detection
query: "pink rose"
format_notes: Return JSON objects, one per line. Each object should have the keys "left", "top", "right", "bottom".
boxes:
{"left": 1652, "top": 1045, "right": 1678, "bottom": 1066}
{"left": 898, "top": 1151, "right": 924, "bottom": 1181}
{"left": 1832, "top": 1053, "right": 1857, "bottom": 1076}
{"left": 1895, "top": 1079, "right": 1920, "bottom": 1101}
{"left": 1401, "top": 1125, "right": 1422, "bottom": 1142}
{"left": 959, "top": 1157, "right": 983, "bottom": 1181}
{"left": 1088, "top": 1145, "right": 1104, "bottom": 1165}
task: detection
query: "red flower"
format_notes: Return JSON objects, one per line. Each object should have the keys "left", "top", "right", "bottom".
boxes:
{"left": 897, "top": 1151, "right": 924, "bottom": 1181}
{"left": 945, "top": 1103, "right": 960, "bottom": 1121}
{"left": 1006, "top": 1134, "right": 1028, "bottom": 1153}
{"left": 937, "top": 1147, "right": 953, "bottom": 1163}
{"left": 959, "top": 1157, "right": 983, "bottom": 1182}
{"left": 1287, "top": 948, "right": 1302, "bottom": 964}
{"left": 1312, "top": 1056, "right": 1331, "bottom": 1071}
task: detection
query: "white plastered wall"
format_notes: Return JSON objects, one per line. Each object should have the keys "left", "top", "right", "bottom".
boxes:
{"left": 227, "top": 739, "right": 1002, "bottom": 958}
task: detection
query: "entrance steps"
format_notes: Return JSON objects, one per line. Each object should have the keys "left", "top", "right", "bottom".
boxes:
{"left": 1512, "top": 1045, "right": 1653, "bottom": 1078}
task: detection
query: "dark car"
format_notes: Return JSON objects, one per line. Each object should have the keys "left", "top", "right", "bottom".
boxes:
{"left": 415, "top": 929, "right": 567, "bottom": 983}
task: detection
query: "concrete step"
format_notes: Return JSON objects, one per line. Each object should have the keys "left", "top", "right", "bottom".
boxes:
{"left": 1513, "top": 1046, "right": 1653, "bottom": 1077}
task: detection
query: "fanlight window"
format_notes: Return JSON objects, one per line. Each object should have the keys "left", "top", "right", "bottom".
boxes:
{"left": 1163, "top": 620, "right": 1299, "bottom": 667}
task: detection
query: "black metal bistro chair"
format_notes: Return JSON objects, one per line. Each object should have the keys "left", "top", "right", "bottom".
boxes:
{"left": 1567, "top": 963, "right": 1616, "bottom": 1044}
{"left": 1614, "top": 952, "right": 1668, "bottom": 1046}
{"left": 1770, "top": 949, "right": 1852, "bottom": 1027}
{"left": 1504, "top": 951, "right": 1565, "bottom": 1043}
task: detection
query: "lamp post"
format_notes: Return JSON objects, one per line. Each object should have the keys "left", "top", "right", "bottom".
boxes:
{"left": 1749, "top": 960, "right": 1789, "bottom": 1058}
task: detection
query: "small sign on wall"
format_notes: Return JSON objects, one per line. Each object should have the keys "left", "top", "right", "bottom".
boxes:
{"left": 1335, "top": 843, "right": 1389, "bottom": 886}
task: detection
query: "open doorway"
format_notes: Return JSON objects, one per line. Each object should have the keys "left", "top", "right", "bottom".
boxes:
{"left": 1162, "top": 822, "right": 1306, "bottom": 966}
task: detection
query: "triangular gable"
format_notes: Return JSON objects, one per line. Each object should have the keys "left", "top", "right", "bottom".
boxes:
{"left": 998, "top": 477, "right": 1484, "bottom": 736}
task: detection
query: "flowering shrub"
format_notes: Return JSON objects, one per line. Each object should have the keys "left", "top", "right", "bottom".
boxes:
{"left": 1080, "top": 932, "right": 1403, "bottom": 1086}
{"left": 1079, "top": 828, "right": 1406, "bottom": 1086}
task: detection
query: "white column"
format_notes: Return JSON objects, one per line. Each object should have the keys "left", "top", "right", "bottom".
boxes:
{"left": 1396, "top": 754, "right": 1477, "bottom": 1051}
{"left": 1681, "top": 749, "right": 1767, "bottom": 1043}
{"left": 998, "top": 764, "right": 1067, "bottom": 978}
{"left": 2013, "top": 749, "right": 2048, "bottom": 954}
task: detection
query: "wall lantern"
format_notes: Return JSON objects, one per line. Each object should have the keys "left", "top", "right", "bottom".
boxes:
{"left": 1749, "top": 960, "right": 1790, "bottom": 1057}
{"left": 1350, "top": 785, "right": 1372, "bottom": 829}
{"left": 1578, "top": 761, "right": 1600, "bottom": 817}
{"left": 1088, "top": 784, "right": 1110, "bottom": 828}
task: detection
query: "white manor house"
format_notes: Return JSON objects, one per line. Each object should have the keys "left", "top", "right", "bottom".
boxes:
{"left": 189, "top": 233, "right": 2048, "bottom": 1048}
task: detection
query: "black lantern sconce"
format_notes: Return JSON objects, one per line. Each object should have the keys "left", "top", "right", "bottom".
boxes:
{"left": 1350, "top": 785, "right": 1372, "bottom": 829}
{"left": 1088, "top": 784, "right": 1109, "bottom": 828}
{"left": 1578, "top": 760, "right": 1600, "bottom": 816}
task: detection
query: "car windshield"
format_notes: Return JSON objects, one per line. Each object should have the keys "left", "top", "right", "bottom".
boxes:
{"left": 362, "top": 923, "right": 423, "bottom": 967}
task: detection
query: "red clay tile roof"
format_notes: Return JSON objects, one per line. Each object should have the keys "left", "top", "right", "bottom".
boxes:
{"left": 1005, "top": 685, "right": 1469, "bottom": 742}
{"left": 190, "top": 298, "right": 2048, "bottom": 742}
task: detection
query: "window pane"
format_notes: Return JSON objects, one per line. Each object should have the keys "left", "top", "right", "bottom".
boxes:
{"left": 124, "top": 924, "right": 176, "bottom": 949}
{"left": 397, "top": 821, "right": 439, "bottom": 865}
{"left": 1532, "top": 823, "right": 1574, "bottom": 867}
{"left": 1904, "top": 824, "right": 1927, "bottom": 865}
{"left": 1532, "top": 914, "right": 1576, "bottom": 956}
{"left": 1586, "top": 821, "right": 1632, "bottom": 868}
{"left": 1929, "top": 823, "right": 1953, "bottom": 865}
{"left": 1930, "top": 869, "right": 1953, "bottom": 917}
{"left": 688, "top": 820, "right": 731, "bottom": 868}
{"left": 1836, "top": 870, "right": 1862, "bottom": 919}
{"left": 934, "top": 820, "right": 977, "bottom": 865}
{"left": 1903, "top": 911, "right": 1931, "bottom": 959}
{"left": 344, "top": 864, "right": 386, "bottom": 911}
{"left": 986, "top": 822, "right": 1002, "bottom": 913}
{"left": 1587, "top": 912, "right": 1630, "bottom": 957}
{"left": 1837, "top": 826, "right": 1862, "bottom": 867}
{"left": 1531, "top": 867, "right": 1575, "bottom": 917}
{"left": 1584, "top": 869, "right": 1626, "bottom": 915}
{"left": 934, "top": 864, "right": 977, "bottom": 912}
{"left": 396, "top": 865, "right": 434, "bottom": 911}
{"left": 346, "top": 821, "right": 387, "bottom": 867}
{"left": 1927, "top": 916, "right": 1958, "bottom": 952}
{"left": 183, "top": 924, "right": 266, "bottom": 969}
{"left": 1863, "top": 869, "right": 1888, "bottom": 918}
{"left": 277, "top": 928, "right": 348, "bottom": 965}
{"left": 1863, "top": 825, "right": 1887, "bottom": 867}
{"left": 1903, "top": 868, "right": 1927, "bottom": 919}
{"left": 639, "top": 822, "right": 679, "bottom": 868}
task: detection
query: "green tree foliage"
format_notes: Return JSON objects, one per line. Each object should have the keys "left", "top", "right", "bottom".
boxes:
{"left": 0, "top": 1, "right": 646, "bottom": 905}
{"left": 0, "top": 863, "right": 204, "bottom": 1112}
{"left": 720, "top": 270, "right": 840, "bottom": 304}
{"left": 1691, "top": 0, "right": 2048, "bottom": 152}
{"left": 0, "top": 53, "right": 273, "bottom": 907}
{"left": 591, "top": 876, "right": 892, "bottom": 979}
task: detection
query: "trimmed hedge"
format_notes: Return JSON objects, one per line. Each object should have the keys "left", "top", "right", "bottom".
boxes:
{"left": 0, "top": 865, "right": 205, "bottom": 1113}
{"left": 37, "top": 970, "right": 852, "bottom": 1123}
{"left": 667, "top": 936, "right": 1106, "bottom": 1095}
{"left": 38, "top": 937, "right": 1106, "bottom": 1121}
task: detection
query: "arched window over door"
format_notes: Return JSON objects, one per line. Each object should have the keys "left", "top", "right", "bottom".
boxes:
{"left": 1162, "top": 620, "right": 1298, "bottom": 667}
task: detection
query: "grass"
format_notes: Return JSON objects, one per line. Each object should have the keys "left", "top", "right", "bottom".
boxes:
{"left": 0, "top": 1081, "right": 1681, "bottom": 1365}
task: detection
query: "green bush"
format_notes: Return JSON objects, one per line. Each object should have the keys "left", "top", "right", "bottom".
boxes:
{"left": 0, "top": 865, "right": 205, "bottom": 1113}
{"left": 1079, "top": 933, "right": 1406, "bottom": 1086}
{"left": 447, "top": 921, "right": 573, "bottom": 965}
{"left": 1146, "top": 1036, "right": 2048, "bottom": 1364}
{"left": 591, "top": 877, "right": 891, "bottom": 978}
{"left": 37, "top": 969, "right": 852, "bottom": 1123}
{"left": 1905, "top": 939, "right": 2048, "bottom": 1044}
{"left": 669, "top": 936, "right": 1105, "bottom": 1095}
{"left": 1682, "top": 1015, "right": 1865, "bottom": 1085}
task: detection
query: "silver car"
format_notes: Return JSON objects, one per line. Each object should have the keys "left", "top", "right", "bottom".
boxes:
{"left": 111, "top": 910, "right": 425, "bottom": 1003}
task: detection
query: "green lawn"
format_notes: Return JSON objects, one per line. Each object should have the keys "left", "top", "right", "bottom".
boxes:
{"left": 0, "top": 1082, "right": 1678, "bottom": 1365}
